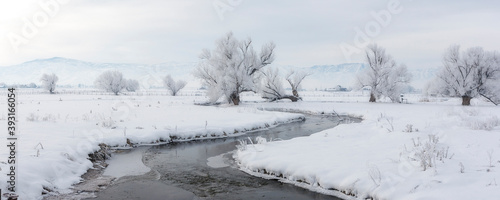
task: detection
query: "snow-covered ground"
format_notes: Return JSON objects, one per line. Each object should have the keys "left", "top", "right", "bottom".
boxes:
{"left": 235, "top": 97, "right": 500, "bottom": 199}
{"left": 1, "top": 89, "right": 498, "bottom": 199}
{"left": 0, "top": 91, "right": 304, "bottom": 199}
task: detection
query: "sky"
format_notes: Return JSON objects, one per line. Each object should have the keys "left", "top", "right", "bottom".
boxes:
{"left": 1, "top": 0, "right": 499, "bottom": 68}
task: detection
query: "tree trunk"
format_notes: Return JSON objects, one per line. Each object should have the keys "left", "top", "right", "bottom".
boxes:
{"left": 292, "top": 89, "right": 298, "bottom": 97}
{"left": 462, "top": 96, "right": 472, "bottom": 106}
{"left": 369, "top": 92, "right": 376, "bottom": 102}
{"left": 230, "top": 93, "right": 240, "bottom": 105}
{"left": 283, "top": 95, "right": 299, "bottom": 102}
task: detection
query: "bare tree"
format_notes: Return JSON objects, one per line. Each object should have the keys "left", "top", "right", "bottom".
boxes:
{"left": 356, "top": 44, "right": 412, "bottom": 102}
{"left": 94, "top": 70, "right": 126, "bottom": 95}
{"left": 40, "top": 73, "right": 58, "bottom": 94}
{"left": 285, "top": 69, "right": 311, "bottom": 97}
{"left": 125, "top": 79, "right": 140, "bottom": 92}
{"left": 163, "top": 75, "right": 187, "bottom": 96}
{"left": 432, "top": 45, "right": 500, "bottom": 105}
{"left": 193, "top": 32, "right": 275, "bottom": 105}
{"left": 259, "top": 68, "right": 299, "bottom": 102}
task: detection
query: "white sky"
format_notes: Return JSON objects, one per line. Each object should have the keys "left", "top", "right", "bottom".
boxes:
{"left": 1, "top": 0, "right": 499, "bottom": 68}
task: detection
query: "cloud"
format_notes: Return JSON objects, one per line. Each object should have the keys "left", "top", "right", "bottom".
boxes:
{"left": 1, "top": 0, "right": 499, "bottom": 68}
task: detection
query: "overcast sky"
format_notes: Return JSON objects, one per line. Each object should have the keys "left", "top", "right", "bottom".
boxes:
{"left": 1, "top": 0, "right": 499, "bottom": 68}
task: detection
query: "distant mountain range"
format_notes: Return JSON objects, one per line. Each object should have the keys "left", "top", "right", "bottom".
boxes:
{"left": 0, "top": 57, "right": 197, "bottom": 88}
{"left": 300, "top": 63, "right": 438, "bottom": 90}
{"left": 0, "top": 57, "right": 437, "bottom": 90}
{"left": 301, "top": 63, "right": 366, "bottom": 90}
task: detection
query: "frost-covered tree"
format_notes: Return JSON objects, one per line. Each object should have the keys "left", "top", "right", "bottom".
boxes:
{"left": 193, "top": 32, "right": 275, "bottom": 105}
{"left": 40, "top": 73, "right": 58, "bottom": 93}
{"left": 285, "top": 69, "right": 310, "bottom": 97}
{"left": 125, "top": 79, "right": 140, "bottom": 92}
{"left": 94, "top": 70, "right": 126, "bottom": 95}
{"left": 163, "top": 75, "right": 187, "bottom": 96}
{"left": 356, "top": 44, "right": 412, "bottom": 102}
{"left": 259, "top": 68, "right": 299, "bottom": 102}
{"left": 431, "top": 45, "right": 500, "bottom": 106}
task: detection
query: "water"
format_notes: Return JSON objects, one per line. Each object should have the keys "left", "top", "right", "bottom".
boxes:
{"left": 91, "top": 115, "right": 357, "bottom": 200}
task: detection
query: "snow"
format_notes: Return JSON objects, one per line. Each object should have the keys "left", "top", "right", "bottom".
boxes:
{"left": 207, "top": 153, "right": 230, "bottom": 169}
{"left": 1, "top": 88, "right": 498, "bottom": 199}
{"left": 235, "top": 97, "right": 500, "bottom": 199}
{"left": 0, "top": 57, "right": 198, "bottom": 89}
{"left": 102, "top": 147, "right": 151, "bottom": 178}
{"left": 0, "top": 91, "right": 304, "bottom": 199}
{"left": 0, "top": 58, "right": 438, "bottom": 90}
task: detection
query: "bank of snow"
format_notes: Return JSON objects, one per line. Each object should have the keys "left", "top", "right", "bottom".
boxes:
{"left": 0, "top": 94, "right": 304, "bottom": 199}
{"left": 236, "top": 100, "right": 500, "bottom": 199}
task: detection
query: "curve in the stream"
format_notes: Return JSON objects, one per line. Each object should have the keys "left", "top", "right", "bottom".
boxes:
{"left": 90, "top": 115, "right": 359, "bottom": 200}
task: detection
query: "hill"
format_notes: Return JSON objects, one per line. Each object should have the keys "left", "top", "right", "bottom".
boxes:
{"left": 0, "top": 57, "right": 437, "bottom": 90}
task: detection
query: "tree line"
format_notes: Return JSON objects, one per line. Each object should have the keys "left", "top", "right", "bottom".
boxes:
{"left": 39, "top": 71, "right": 187, "bottom": 96}
{"left": 38, "top": 32, "right": 500, "bottom": 106}
{"left": 194, "top": 32, "right": 499, "bottom": 106}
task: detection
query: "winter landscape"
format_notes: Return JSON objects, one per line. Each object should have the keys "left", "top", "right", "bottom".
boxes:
{"left": 1, "top": 1, "right": 500, "bottom": 200}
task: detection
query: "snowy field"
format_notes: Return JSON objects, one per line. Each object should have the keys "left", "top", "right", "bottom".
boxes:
{"left": 0, "top": 90, "right": 304, "bottom": 199}
{"left": 0, "top": 89, "right": 498, "bottom": 199}
{"left": 236, "top": 94, "right": 500, "bottom": 199}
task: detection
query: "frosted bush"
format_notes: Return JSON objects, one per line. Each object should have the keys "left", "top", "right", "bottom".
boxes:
{"left": 100, "top": 117, "right": 116, "bottom": 128}
{"left": 404, "top": 124, "right": 414, "bottom": 132}
{"left": 466, "top": 116, "right": 499, "bottom": 130}
{"left": 236, "top": 137, "right": 268, "bottom": 152}
{"left": 41, "top": 114, "right": 57, "bottom": 122}
{"left": 26, "top": 113, "right": 56, "bottom": 122}
{"left": 255, "top": 136, "right": 267, "bottom": 145}
{"left": 236, "top": 139, "right": 248, "bottom": 151}
{"left": 27, "top": 113, "right": 39, "bottom": 121}
{"left": 405, "top": 135, "right": 451, "bottom": 171}
{"left": 448, "top": 108, "right": 500, "bottom": 130}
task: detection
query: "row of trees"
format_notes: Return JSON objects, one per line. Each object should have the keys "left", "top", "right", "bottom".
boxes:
{"left": 38, "top": 32, "right": 500, "bottom": 106}
{"left": 354, "top": 44, "right": 500, "bottom": 106}
{"left": 195, "top": 32, "right": 499, "bottom": 106}
{"left": 39, "top": 71, "right": 187, "bottom": 96}
{"left": 429, "top": 45, "right": 500, "bottom": 105}
{"left": 193, "top": 32, "right": 410, "bottom": 105}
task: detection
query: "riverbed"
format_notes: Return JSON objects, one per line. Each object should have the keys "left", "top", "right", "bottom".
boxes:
{"left": 87, "top": 115, "right": 357, "bottom": 200}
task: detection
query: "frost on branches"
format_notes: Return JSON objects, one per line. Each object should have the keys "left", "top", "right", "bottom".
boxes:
{"left": 285, "top": 69, "right": 311, "bottom": 98}
{"left": 259, "top": 68, "right": 300, "bottom": 102}
{"left": 163, "top": 75, "right": 187, "bottom": 96}
{"left": 430, "top": 45, "right": 500, "bottom": 106}
{"left": 125, "top": 79, "right": 140, "bottom": 92}
{"left": 258, "top": 68, "right": 310, "bottom": 102}
{"left": 356, "top": 44, "right": 412, "bottom": 103}
{"left": 94, "top": 70, "right": 139, "bottom": 95}
{"left": 193, "top": 32, "right": 275, "bottom": 105}
{"left": 40, "top": 73, "right": 59, "bottom": 94}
